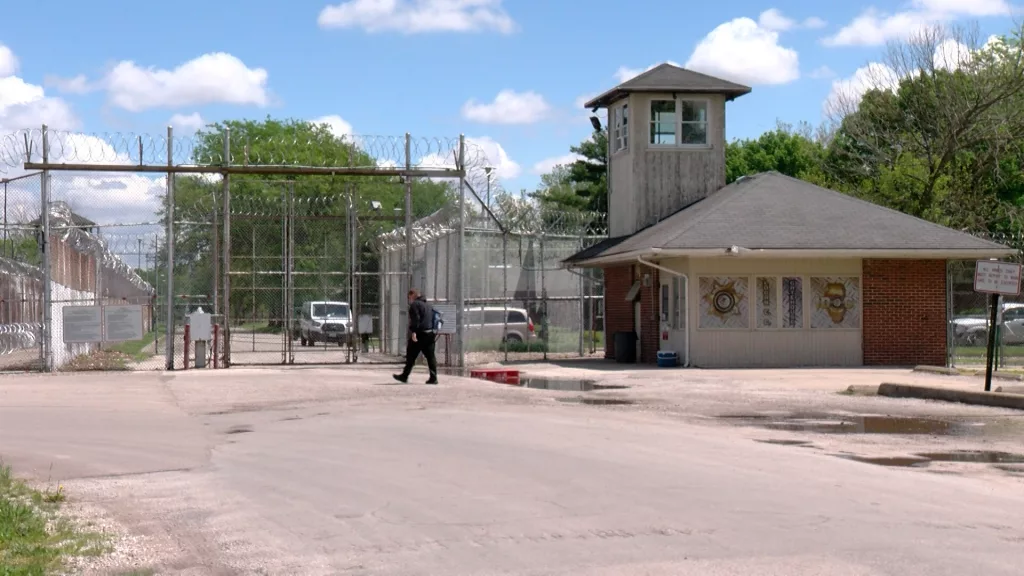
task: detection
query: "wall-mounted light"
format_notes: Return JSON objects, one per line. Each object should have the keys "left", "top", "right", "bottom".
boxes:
{"left": 589, "top": 116, "right": 602, "bottom": 131}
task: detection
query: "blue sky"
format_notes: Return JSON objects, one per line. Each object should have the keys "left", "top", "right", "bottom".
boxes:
{"left": 0, "top": 0, "right": 1019, "bottom": 197}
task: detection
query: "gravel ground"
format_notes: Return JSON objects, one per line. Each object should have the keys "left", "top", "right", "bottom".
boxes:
{"left": 1, "top": 362, "right": 1022, "bottom": 575}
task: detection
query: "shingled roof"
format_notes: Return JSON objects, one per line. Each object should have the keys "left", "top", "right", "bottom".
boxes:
{"left": 584, "top": 63, "right": 752, "bottom": 110}
{"left": 565, "top": 172, "right": 1013, "bottom": 266}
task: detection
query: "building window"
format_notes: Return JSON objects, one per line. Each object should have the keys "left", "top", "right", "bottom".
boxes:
{"left": 649, "top": 100, "right": 677, "bottom": 145}
{"left": 649, "top": 98, "right": 709, "bottom": 147}
{"left": 672, "top": 276, "right": 686, "bottom": 330}
{"left": 612, "top": 104, "right": 628, "bottom": 152}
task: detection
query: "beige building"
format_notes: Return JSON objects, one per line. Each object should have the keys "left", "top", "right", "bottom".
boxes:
{"left": 564, "top": 63, "right": 1013, "bottom": 368}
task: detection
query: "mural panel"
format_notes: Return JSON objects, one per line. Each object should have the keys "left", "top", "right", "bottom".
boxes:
{"left": 699, "top": 276, "right": 749, "bottom": 329}
{"left": 810, "top": 276, "right": 860, "bottom": 329}
{"left": 755, "top": 276, "right": 777, "bottom": 329}
{"left": 781, "top": 276, "right": 803, "bottom": 329}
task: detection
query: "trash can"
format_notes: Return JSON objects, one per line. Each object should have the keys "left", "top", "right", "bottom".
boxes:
{"left": 614, "top": 331, "right": 638, "bottom": 364}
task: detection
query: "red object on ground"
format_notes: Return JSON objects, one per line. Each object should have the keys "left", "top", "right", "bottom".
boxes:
{"left": 469, "top": 368, "right": 520, "bottom": 385}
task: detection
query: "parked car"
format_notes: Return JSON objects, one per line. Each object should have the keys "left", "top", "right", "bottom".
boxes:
{"left": 464, "top": 306, "right": 535, "bottom": 343}
{"left": 951, "top": 302, "right": 1024, "bottom": 345}
{"left": 298, "top": 301, "right": 353, "bottom": 347}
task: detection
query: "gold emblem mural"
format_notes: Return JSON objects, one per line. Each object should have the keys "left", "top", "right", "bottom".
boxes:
{"left": 810, "top": 277, "right": 860, "bottom": 329}
{"left": 699, "top": 277, "right": 749, "bottom": 329}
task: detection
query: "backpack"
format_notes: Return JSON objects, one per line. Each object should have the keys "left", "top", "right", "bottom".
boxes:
{"left": 431, "top": 308, "right": 444, "bottom": 332}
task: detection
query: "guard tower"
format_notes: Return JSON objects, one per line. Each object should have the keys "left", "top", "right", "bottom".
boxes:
{"left": 583, "top": 63, "right": 751, "bottom": 237}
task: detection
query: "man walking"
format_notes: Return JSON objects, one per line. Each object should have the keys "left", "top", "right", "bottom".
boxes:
{"left": 393, "top": 289, "right": 438, "bottom": 385}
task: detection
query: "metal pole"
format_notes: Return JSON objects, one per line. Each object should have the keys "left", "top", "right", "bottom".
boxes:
{"left": 502, "top": 233, "right": 508, "bottom": 362}
{"left": 40, "top": 125, "right": 52, "bottom": 372}
{"left": 287, "top": 183, "right": 295, "bottom": 364}
{"left": 985, "top": 292, "right": 1000, "bottom": 392}
{"left": 212, "top": 191, "right": 219, "bottom": 317}
{"left": 404, "top": 133, "right": 413, "bottom": 288}
{"left": 578, "top": 238, "right": 585, "bottom": 357}
{"left": 539, "top": 231, "right": 547, "bottom": 361}
{"left": 164, "top": 126, "right": 175, "bottom": 370}
{"left": 251, "top": 224, "right": 256, "bottom": 352}
{"left": 455, "top": 135, "right": 466, "bottom": 368}
{"left": 221, "top": 128, "right": 232, "bottom": 367}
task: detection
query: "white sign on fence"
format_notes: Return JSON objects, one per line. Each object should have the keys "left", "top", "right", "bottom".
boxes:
{"left": 103, "top": 305, "right": 144, "bottom": 342}
{"left": 433, "top": 303, "right": 457, "bottom": 334}
{"left": 974, "top": 260, "right": 1023, "bottom": 295}
{"left": 62, "top": 305, "right": 103, "bottom": 343}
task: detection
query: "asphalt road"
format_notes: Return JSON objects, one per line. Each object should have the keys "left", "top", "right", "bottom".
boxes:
{"left": 1, "top": 366, "right": 1023, "bottom": 575}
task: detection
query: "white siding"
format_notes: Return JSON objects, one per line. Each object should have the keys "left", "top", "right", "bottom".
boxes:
{"left": 683, "top": 258, "right": 863, "bottom": 368}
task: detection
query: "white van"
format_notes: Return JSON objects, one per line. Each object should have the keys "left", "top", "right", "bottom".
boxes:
{"left": 464, "top": 306, "right": 535, "bottom": 343}
{"left": 298, "top": 301, "right": 353, "bottom": 346}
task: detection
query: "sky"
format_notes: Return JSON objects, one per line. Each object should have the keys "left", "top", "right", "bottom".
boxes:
{"left": 0, "top": 0, "right": 1020, "bottom": 205}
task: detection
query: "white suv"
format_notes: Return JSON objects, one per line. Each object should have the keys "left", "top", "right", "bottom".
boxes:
{"left": 464, "top": 306, "right": 535, "bottom": 343}
{"left": 298, "top": 301, "right": 353, "bottom": 347}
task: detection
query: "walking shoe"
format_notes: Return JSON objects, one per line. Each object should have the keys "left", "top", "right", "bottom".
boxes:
{"left": 393, "top": 374, "right": 408, "bottom": 384}
{"left": 425, "top": 378, "right": 438, "bottom": 385}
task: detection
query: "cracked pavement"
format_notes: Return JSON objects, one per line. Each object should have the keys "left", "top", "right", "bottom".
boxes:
{"left": 1, "top": 363, "right": 1023, "bottom": 575}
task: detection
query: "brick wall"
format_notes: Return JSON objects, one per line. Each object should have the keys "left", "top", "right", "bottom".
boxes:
{"left": 638, "top": 267, "right": 660, "bottom": 364}
{"left": 603, "top": 265, "right": 633, "bottom": 359}
{"left": 862, "top": 259, "right": 947, "bottom": 366}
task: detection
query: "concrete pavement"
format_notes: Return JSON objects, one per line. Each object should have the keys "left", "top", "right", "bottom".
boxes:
{"left": 1, "top": 367, "right": 1023, "bottom": 575}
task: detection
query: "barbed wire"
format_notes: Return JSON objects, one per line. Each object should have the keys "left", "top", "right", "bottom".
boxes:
{"left": 0, "top": 129, "right": 492, "bottom": 173}
{"left": 0, "top": 323, "right": 40, "bottom": 355}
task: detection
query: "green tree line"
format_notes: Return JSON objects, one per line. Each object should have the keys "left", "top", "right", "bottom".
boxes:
{"left": 534, "top": 24, "right": 1024, "bottom": 238}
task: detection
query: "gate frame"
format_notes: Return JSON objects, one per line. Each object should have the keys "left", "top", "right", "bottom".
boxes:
{"left": 23, "top": 126, "right": 469, "bottom": 371}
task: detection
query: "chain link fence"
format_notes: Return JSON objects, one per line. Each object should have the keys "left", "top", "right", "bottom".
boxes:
{"left": 949, "top": 234, "right": 1024, "bottom": 369}
{"left": 0, "top": 125, "right": 609, "bottom": 371}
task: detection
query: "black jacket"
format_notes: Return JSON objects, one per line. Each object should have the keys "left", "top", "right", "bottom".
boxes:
{"left": 408, "top": 296, "right": 434, "bottom": 333}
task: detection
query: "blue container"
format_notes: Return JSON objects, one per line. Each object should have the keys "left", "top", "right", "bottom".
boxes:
{"left": 656, "top": 351, "right": 678, "bottom": 367}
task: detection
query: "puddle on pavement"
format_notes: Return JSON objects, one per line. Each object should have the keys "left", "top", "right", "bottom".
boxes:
{"left": 721, "top": 413, "right": 979, "bottom": 436}
{"left": 520, "top": 378, "right": 628, "bottom": 392}
{"left": 917, "top": 451, "right": 1024, "bottom": 464}
{"left": 755, "top": 439, "right": 813, "bottom": 446}
{"left": 839, "top": 451, "right": 1024, "bottom": 468}
{"left": 557, "top": 397, "right": 636, "bottom": 406}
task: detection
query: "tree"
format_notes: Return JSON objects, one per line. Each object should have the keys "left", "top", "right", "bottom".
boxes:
{"left": 164, "top": 117, "right": 452, "bottom": 326}
{"left": 725, "top": 121, "right": 828, "bottom": 184}
{"left": 533, "top": 129, "right": 608, "bottom": 214}
{"left": 824, "top": 24, "right": 1024, "bottom": 232}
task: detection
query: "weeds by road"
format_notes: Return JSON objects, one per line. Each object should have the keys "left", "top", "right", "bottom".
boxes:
{"left": 0, "top": 463, "right": 108, "bottom": 575}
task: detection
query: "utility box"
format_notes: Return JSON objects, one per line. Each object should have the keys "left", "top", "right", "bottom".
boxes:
{"left": 187, "top": 307, "right": 212, "bottom": 368}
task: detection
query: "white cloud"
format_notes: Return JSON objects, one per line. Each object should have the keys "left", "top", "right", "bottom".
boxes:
{"left": 933, "top": 38, "right": 971, "bottom": 70}
{"left": 809, "top": 65, "right": 837, "bottom": 79}
{"left": 0, "top": 44, "right": 17, "bottom": 77}
{"left": 318, "top": 0, "right": 515, "bottom": 34}
{"left": 824, "top": 1, "right": 1010, "bottom": 47}
{"left": 823, "top": 62, "right": 901, "bottom": 116}
{"left": 531, "top": 153, "right": 582, "bottom": 176}
{"left": 420, "top": 136, "right": 520, "bottom": 183}
{"left": 44, "top": 74, "right": 92, "bottom": 95}
{"left": 685, "top": 18, "right": 800, "bottom": 85}
{"left": 103, "top": 53, "right": 269, "bottom": 112}
{"left": 311, "top": 114, "right": 354, "bottom": 137}
{"left": 461, "top": 90, "right": 550, "bottom": 124}
{"left": 0, "top": 74, "right": 79, "bottom": 136}
{"left": 758, "top": 9, "right": 827, "bottom": 31}
{"left": 168, "top": 112, "right": 206, "bottom": 134}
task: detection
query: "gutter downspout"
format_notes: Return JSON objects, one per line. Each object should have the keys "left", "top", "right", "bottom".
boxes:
{"left": 636, "top": 256, "right": 690, "bottom": 368}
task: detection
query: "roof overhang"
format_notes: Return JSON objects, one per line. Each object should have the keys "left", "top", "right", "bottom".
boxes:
{"left": 564, "top": 247, "right": 1018, "bottom": 268}
{"left": 584, "top": 86, "right": 752, "bottom": 110}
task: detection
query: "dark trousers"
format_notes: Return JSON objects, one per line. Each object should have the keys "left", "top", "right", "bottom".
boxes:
{"left": 400, "top": 331, "right": 437, "bottom": 380}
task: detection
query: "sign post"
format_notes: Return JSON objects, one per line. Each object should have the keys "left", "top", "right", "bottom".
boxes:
{"left": 973, "top": 260, "right": 1022, "bottom": 392}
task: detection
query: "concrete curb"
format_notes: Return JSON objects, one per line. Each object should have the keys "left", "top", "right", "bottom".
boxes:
{"left": 995, "top": 385, "right": 1024, "bottom": 394}
{"left": 878, "top": 383, "right": 1024, "bottom": 410}
{"left": 912, "top": 365, "right": 1024, "bottom": 381}
{"left": 844, "top": 384, "right": 880, "bottom": 396}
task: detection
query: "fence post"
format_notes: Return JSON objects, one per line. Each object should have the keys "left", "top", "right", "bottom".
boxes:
{"left": 164, "top": 126, "right": 175, "bottom": 370}
{"left": 455, "top": 135, "right": 466, "bottom": 368}
{"left": 502, "top": 232, "right": 509, "bottom": 363}
{"left": 578, "top": 236, "right": 585, "bottom": 358}
{"left": 221, "top": 127, "right": 232, "bottom": 367}
{"left": 40, "top": 125, "right": 52, "bottom": 372}
{"left": 539, "top": 230, "right": 547, "bottom": 361}
{"left": 404, "top": 133, "right": 413, "bottom": 289}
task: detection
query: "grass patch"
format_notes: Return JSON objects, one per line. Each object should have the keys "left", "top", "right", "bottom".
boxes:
{"left": 466, "top": 329, "right": 604, "bottom": 354}
{"left": 0, "top": 463, "right": 109, "bottom": 574}
{"left": 107, "top": 331, "right": 158, "bottom": 362}
{"left": 954, "top": 345, "right": 1024, "bottom": 359}
{"left": 60, "top": 350, "right": 134, "bottom": 372}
